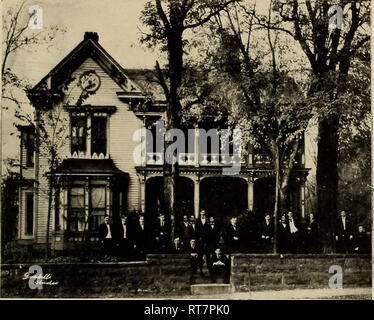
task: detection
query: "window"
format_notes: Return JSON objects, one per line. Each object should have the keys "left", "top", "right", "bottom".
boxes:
{"left": 25, "top": 133, "right": 35, "bottom": 167}
{"left": 89, "top": 186, "right": 106, "bottom": 231}
{"left": 25, "top": 193, "right": 34, "bottom": 235}
{"left": 71, "top": 117, "right": 87, "bottom": 154}
{"left": 68, "top": 187, "right": 85, "bottom": 232}
{"left": 91, "top": 116, "right": 107, "bottom": 156}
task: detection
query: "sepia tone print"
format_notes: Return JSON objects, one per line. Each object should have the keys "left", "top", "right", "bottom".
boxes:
{"left": 1, "top": 0, "right": 371, "bottom": 300}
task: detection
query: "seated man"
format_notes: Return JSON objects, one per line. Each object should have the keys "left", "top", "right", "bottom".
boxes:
{"left": 209, "top": 248, "right": 229, "bottom": 283}
{"left": 354, "top": 225, "right": 370, "bottom": 254}
{"left": 170, "top": 237, "right": 184, "bottom": 253}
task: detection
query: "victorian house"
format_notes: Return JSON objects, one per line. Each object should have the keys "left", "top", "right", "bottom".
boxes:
{"left": 17, "top": 32, "right": 310, "bottom": 250}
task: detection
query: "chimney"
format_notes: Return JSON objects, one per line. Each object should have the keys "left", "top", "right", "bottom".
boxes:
{"left": 84, "top": 32, "right": 99, "bottom": 42}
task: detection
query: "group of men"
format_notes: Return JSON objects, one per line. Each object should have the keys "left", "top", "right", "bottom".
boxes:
{"left": 98, "top": 208, "right": 370, "bottom": 272}
{"left": 258, "top": 210, "right": 370, "bottom": 254}
{"left": 98, "top": 214, "right": 148, "bottom": 261}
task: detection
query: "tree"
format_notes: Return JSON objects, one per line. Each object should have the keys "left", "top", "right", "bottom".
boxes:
{"left": 185, "top": 2, "right": 311, "bottom": 252}
{"left": 2, "top": 1, "right": 67, "bottom": 260}
{"left": 140, "top": 0, "right": 238, "bottom": 241}
{"left": 256, "top": 0, "right": 370, "bottom": 249}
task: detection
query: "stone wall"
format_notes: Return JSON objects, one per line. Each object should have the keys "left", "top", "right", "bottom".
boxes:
{"left": 1, "top": 254, "right": 190, "bottom": 298}
{"left": 231, "top": 254, "right": 372, "bottom": 292}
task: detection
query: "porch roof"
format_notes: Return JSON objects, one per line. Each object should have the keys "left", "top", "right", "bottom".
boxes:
{"left": 55, "top": 159, "right": 128, "bottom": 177}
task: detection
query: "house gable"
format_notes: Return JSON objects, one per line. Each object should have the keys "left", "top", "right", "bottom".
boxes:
{"left": 32, "top": 32, "right": 142, "bottom": 95}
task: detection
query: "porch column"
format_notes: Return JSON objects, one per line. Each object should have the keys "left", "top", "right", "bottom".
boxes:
{"left": 195, "top": 127, "right": 199, "bottom": 167}
{"left": 85, "top": 178, "right": 90, "bottom": 230}
{"left": 106, "top": 177, "right": 112, "bottom": 217}
{"left": 301, "top": 178, "right": 306, "bottom": 218}
{"left": 194, "top": 177, "right": 200, "bottom": 218}
{"left": 59, "top": 185, "right": 65, "bottom": 230}
{"left": 247, "top": 177, "right": 254, "bottom": 211}
{"left": 62, "top": 185, "right": 68, "bottom": 231}
{"left": 139, "top": 174, "right": 146, "bottom": 213}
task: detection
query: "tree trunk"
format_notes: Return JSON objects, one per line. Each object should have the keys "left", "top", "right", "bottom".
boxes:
{"left": 163, "top": 26, "right": 183, "bottom": 244}
{"left": 45, "top": 174, "right": 54, "bottom": 261}
{"left": 273, "top": 147, "right": 280, "bottom": 253}
{"left": 316, "top": 116, "right": 339, "bottom": 252}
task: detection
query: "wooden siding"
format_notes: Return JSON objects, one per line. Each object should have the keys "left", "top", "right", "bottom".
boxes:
{"left": 35, "top": 57, "right": 143, "bottom": 242}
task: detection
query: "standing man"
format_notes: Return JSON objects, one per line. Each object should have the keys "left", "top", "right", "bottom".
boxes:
{"left": 260, "top": 213, "right": 274, "bottom": 253}
{"left": 335, "top": 211, "right": 354, "bottom": 253}
{"left": 98, "top": 215, "right": 115, "bottom": 260}
{"left": 304, "top": 212, "right": 319, "bottom": 253}
{"left": 179, "top": 215, "right": 190, "bottom": 248}
{"left": 196, "top": 209, "right": 208, "bottom": 251}
{"left": 114, "top": 214, "right": 132, "bottom": 261}
{"left": 287, "top": 211, "right": 299, "bottom": 253}
{"left": 225, "top": 216, "right": 241, "bottom": 253}
{"left": 205, "top": 217, "right": 221, "bottom": 257}
{"left": 154, "top": 213, "right": 170, "bottom": 253}
{"left": 189, "top": 215, "right": 198, "bottom": 242}
{"left": 278, "top": 214, "right": 290, "bottom": 253}
{"left": 196, "top": 210, "right": 208, "bottom": 230}
{"left": 134, "top": 214, "right": 148, "bottom": 259}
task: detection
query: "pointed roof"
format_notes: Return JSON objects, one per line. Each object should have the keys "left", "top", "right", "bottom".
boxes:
{"left": 32, "top": 32, "right": 145, "bottom": 95}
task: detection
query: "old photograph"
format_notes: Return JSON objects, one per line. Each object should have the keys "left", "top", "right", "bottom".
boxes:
{"left": 0, "top": 0, "right": 372, "bottom": 301}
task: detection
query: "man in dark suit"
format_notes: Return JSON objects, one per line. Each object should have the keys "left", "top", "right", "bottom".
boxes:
{"left": 278, "top": 214, "right": 290, "bottom": 253}
{"left": 186, "top": 239, "right": 204, "bottom": 275}
{"left": 196, "top": 210, "right": 208, "bottom": 230}
{"left": 179, "top": 215, "right": 190, "bottom": 248}
{"left": 304, "top": 212, "right": 319, "bottom": 253}
{"left": 335, "top": 211, "right": 354, "bottom": 253}
{"left": 196, "top": 210, "right": 208, "bottom": 251}
{"left": 353, "top": 225, "right": 370, "bottom": 254}
{"left": 134, "top": 215, "right": 148, "bottom": 259}
{"left": 205, "top": 216, "right": 221, "bottom": 255}
{"left": 260, "top": 213, "right": 274, "bottom": 253}
{"left": 225, "top": 216, "right": 241, "bottom": 253}
{"left": 170, "top": 237, "right": 183, "bottom": 253}
{"left": 98, "top": 215, "right": 115, "bottom": 259}
{"left": 209, "top": 248, "right": 229, "bottom": 283}
{"left": 154, "top": 213, "right": 170, "bottom": 253}
{"left": 114, "top": 214, "right": 133, "bottom": 261}
{"left": 189, "top": 215, "right": 198, "bottom": 242}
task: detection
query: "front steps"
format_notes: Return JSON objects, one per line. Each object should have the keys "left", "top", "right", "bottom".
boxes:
{"left": 191, "top": 283, "right": 235, "bottom": 295}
